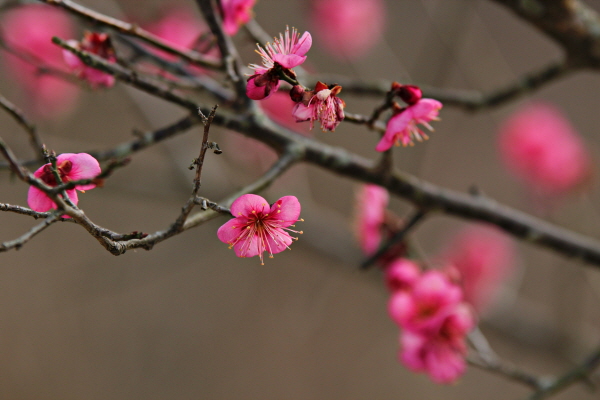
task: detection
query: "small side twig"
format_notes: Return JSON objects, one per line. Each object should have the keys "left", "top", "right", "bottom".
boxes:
{"left": 0, "top": 94, "right": 44, "bottom": 161}
{"left": 360, "top": 210, "right": 427, "bottom": 269}
{"left": 0, "top": 212, "right": 61, "bottom": 252}
{"left": 524, "top": 345, "right": 600, "bottom": 400}
{"left": 40, "top": 0, "right": 222, "bottom": 70}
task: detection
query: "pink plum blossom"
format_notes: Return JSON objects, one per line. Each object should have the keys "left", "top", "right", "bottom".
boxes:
{"left": 259, "top": 91, "right": 312, "bottom": 135}
{"left": 376, "top": 99, "right": 443, "bottom": 151}
{"left": 309, "top": 0, "right": 385, "bottom": 60}
{"left": 441, "top": 225, "right": 515, "bottom": 313}
{"left": 1, "top": 4, "right": 79, "bottom": 119}
{"left": 145, "top": 7, "right": 210, "bottom": 54}
{"left": 385, "top": 258, "right": 421, "bottom": 293}
{"left": 247, "top": 27, "right": 312, "bottom": 100}
{"left": 388, "top": 270, "right": 462, "bottom": 333}
{"left": 221, "top": 0, "right": 256, "bottom": 36}
{"left": 354, "top": 184, "right": 389, "bottom": 256}
{"left": 217, "top": 194, "right": 303, "bottom": 264}
{"left": 27, "top": 153, "right": 101, "bottom": 212}
{"left": 63, "top": 32, "right": 116, "bottom": 88}
{"left": 400, "top": 303, "right": 474, "bottom": 384}
{"left": 498, "top": 102, "right": 593, "bottom": 196}
{"left": 292, "top": 81, "right": 345, "bottom": 131}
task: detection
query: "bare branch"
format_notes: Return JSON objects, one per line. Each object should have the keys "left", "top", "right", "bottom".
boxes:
{"left": 0, "top": 93, "right": 44, "bottom": 160}
{"left": 524, "top": 345, "right": 600, "bottom": 400}
{"left": 0, "top": 212, "right": 60, "bottom": 252}
{"left": 39, "top": 0, "right": 222, "bottom": 70}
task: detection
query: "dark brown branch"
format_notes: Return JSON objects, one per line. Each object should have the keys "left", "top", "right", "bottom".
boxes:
{"left": 40, "top": 0, "right": 222, "bottom": 70}
{"left": 491, "top": 0, "right": 600, "bottom": 68}
{"left": 195, "top": 0, "right": 248, "bottom": 103}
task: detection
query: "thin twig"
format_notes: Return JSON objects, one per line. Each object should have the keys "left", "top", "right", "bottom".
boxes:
{"left": 524, "top": 345, "right": 600, "bottom": 400}
{"left": 315, "top": 60, "right": 570, "bottom": 112}
{"left": 195, "top": 0, "right": 248, "bottom": 102}
{"left": 40, "top": 0, "right": 222, "bottom": 70}
{"left": 360, "top": 210, "right": 427, "bottom": 269}
{"left": 0, "top": 94, "right": 44, "bottom": 160}
{"left": 0, "top": 212, "right": 60, "bottom": 252}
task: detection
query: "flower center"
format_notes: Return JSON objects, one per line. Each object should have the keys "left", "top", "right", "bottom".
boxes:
{"left": 40, "top": 160, "right": 73, "bottom": 186}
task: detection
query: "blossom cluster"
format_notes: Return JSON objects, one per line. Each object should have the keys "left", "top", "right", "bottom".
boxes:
{"left": 386, "top": 260, "right": 475, "bottom": 384}
{"left": 354, "top": 184, "right": 515, "bottom": 383}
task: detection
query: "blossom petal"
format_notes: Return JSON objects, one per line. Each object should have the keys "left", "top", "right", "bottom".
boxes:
{"left": 272, "top": 53, "right": 306, "bottom": 69}
{"left": 265, "top": 228, "right": 293, "bottom": 255}
{"left": 410, "top": 98, "right": 442, "bottom": 120}
{"left": 292, "top": 31, "right": 312, "bottom": 57}
{"left": 269, "top": 195, "right": 300, "bottom": 225}
{"left": 27, "top": 186, "right": 55, "bottom": 212}
{"left": 230, "top": 194, "right": 270, "bottom": 216}
{"left": 292, "top": 103, "right": 313, "bottom": 122}
{"left": 57, "top": 153, "right": 101, "bottom": 190}
{"left": 217, "top": 217, "right": 246, "bottom": 245}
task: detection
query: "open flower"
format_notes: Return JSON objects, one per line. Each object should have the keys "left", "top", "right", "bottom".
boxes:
{"left": 246, "top": 27, "right": 312, "bottom": 100}
{"left": 217, "top": 194, "right": 303, "bottom": 264}
{"left": 222, "top": 0, "right": 255, "bottom": 36}
{"left": 27, "top": 153, "right": 101, "bottom": 212}
{"left": 400, "top": 303, "right": 474, "bottom": 384}
{"left": 292, "top": 81, "right": 345, "bottom": 131}
{"left": 63, "top": 32, "right": 116, "bottom": 88}
{"left": 376, "top": 99, "right": 442, "bottom": 151}
{"left": 388, "top": 270, "right": 463, "bottom": 333}
{"left": 385, "top": 258, "right": 421, "bottom": 293}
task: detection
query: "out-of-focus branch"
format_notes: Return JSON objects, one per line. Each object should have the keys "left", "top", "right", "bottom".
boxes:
{"left": 39, "top": 0, "right": 222, "bottom": 70}
{"left": 524, "top": 344, "right": 600, "bottom": 400}
{"left": 467, "top": 328, "right": 547, "bottom": 390}
{"left": 194, "top": 0, "right": 248, "bottom": 102}
{"left": 491, "top": 0, "right": 600, "bottom": 68}
{"left": 360, "top": 210, "right": 428, "bottom": 269}
{"left": 0, "top": 93, "right": 44, "bottom": 160}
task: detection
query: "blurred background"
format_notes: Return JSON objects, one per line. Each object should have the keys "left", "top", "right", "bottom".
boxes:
{"left": 1, "top": 0, "right": 600, "bottom": 398}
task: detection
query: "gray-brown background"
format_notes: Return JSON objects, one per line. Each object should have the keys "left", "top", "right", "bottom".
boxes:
{"left": 1, "top": 0, "right": 600, "bottom": 398}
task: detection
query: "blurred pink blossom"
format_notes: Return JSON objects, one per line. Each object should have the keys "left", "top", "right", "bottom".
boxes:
{"left": 63, "top": 32, "right": 116, "bottom": 88}
{"left": 1, "top": 4, "right": 79, "bottom": 119}
{"left": 498, "top": 102, "right": 593, "bottom": 196}
{"left": 247, "top": 27, "right": 312, "bottom": 100}
{"left": 354, "top": 184, "right": 389, "bottom": 256}
{"left": 28, "top": 153, "right": 101, "bottom": 212}
{"left": 292, "top": 81, "right": 345, "bottom": 131}
{"left": 385, "top": 258, "right": 421, "bottom": 293}
{"left": 217, "top": 194, "right": 303, "bottom": 264}
{"left": 221, "top": 0, "right": 255, "bottom": 36}
{"left": 441, "top": 225, "right": 515, "bottom": 313}
{"left": 309, "top": 0, "right": 385, "bottom": 60}
{"left": 259, "top": 91, "right": 312, "bottom": 135}
{"left": 388, "top": 270, "right": 462, "bottom": 333}
{"left": 145, "top": 7, "right": 208, "bottom": 53}
{"left": 400, "top": 303, "right": 474, "bottom": 384}
{"left": 376, "top": 98, "right": 442, "bottom": 151}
